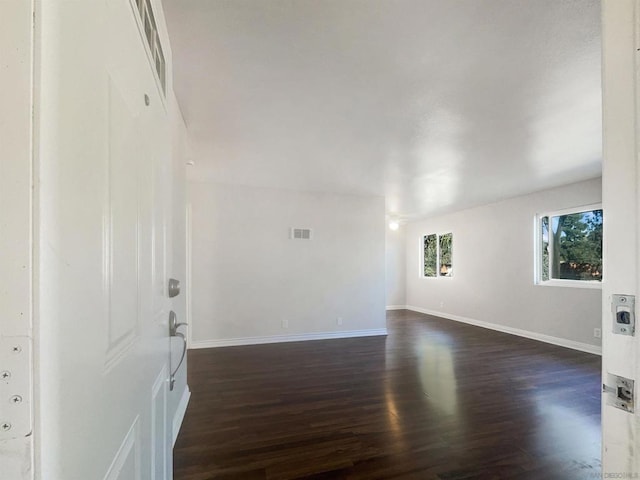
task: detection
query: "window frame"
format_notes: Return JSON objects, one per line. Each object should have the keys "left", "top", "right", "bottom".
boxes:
{"left": 534, "top": 203, "right": 603, "bottom": 289}
{"left": 420, "top": 231, "right": 454, "bottom": 279}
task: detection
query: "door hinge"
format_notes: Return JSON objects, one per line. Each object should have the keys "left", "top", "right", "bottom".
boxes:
{"left": 0, "top": 336, "right": 32, "bottom": 439}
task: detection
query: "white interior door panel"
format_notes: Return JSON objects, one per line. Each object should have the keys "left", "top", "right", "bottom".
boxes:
{"left": 36, "top": 0, "right": 173, "bottom": 478}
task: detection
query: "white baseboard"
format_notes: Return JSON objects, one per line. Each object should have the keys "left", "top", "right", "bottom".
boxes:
{"left": 386, "top": 305, "right": 408, "bottom": 310}
{"left": 190, "top": 328, "right": 388, "bottom": 349}
{"left": 406, "top": 305, "right": 602, "bottom": 356}
{"left": 172, "top": 385, "right": 191, "bottom": 447}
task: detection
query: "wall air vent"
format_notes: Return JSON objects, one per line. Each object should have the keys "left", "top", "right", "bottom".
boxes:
{"left": 290, "top": 228, "right": 312, "bottom": 240}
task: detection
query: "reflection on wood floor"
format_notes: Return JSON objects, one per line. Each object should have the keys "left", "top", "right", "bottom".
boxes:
{"left": 174, "top": 310, "right": 601, "bottom": 479}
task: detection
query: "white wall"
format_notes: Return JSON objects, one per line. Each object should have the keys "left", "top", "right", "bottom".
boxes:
{"left": 386, "top": 226, "right": 406, "bottom": 308}
{"left": 188, "top": 183, "right": 386, "bottom": 346}
{"left": 405, "top": 177, "right": 602, "bottom": 350}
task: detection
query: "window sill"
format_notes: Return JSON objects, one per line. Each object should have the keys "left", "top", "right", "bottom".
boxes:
{"left": 535, "top": 279, "right": 602, "bottom": 290}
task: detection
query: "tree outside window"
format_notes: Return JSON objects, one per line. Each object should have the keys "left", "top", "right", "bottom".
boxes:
{"left": 539, "top": 207, "right": 602, "bottom": 283}
{"left": 423, "top": 233, "right": 453, "bottom": 278}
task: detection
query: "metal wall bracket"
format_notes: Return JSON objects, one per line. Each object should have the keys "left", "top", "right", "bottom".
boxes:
{"left": 604, "top": 373, "right": 635, "bottom": 413}
{"left": 0, "top": 336, "right": 32, "bottom": 439}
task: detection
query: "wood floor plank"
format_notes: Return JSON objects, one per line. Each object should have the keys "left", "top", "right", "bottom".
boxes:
{"left": 174, "top": 310, "right": 601, "bottom": 479}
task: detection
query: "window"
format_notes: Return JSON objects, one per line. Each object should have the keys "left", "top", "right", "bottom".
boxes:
{"left": 424, "top": 234, "right": 437, "bottom": 277}
{"left": 536, "top": 205, "right": 602, "bottom": 285}
{"left": 423, "top": 232, "right": 453, "bottom": 277}
{"left": 132, "top": 0, "right": 167, "bottom": 97}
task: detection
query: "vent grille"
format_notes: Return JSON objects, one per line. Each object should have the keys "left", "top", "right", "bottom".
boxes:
{"left": 291, "top": 228, "right": 312, "bottom": 240}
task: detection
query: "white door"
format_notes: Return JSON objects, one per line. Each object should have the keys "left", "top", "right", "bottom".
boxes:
{"left": 601, "top": 0, "right": 640, "bottom": 475}
{"left": 36, "top": 1, "right": 174, "bottom": 478}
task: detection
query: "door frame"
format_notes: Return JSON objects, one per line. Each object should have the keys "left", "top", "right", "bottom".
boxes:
{"left": 0, "top": 2, "right": 35, "bottom": 478}
{"left": 601, "top": 0, "right": 640, "bottom": 474}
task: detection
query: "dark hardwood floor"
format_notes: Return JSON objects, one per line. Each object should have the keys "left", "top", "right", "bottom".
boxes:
{"left": 174, "top": 310, "right": 601, "bottom": 479}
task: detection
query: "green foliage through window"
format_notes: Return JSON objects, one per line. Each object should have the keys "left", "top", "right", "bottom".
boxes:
{"left": 423, "top": 233, "right": 453, "bottom": 277}
{"left": 541, "top": 216, "right": 550, "bottom": 281}
{"left": 424, "top": 234, "right": 437, "bottom": 277}
{"left": 439, "top": 233, "right": 453, "bottom": 277}
{"left": 540, "top": 208, "right": 602, "bottom": 282}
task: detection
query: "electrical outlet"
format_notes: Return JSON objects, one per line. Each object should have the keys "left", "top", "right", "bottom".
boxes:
{"left": 282, "top": 319, "right": 288, "bottom": 329}
{"left": 336, "top": 317, "right": 343, "bottom": 326}
{"left": 440, "top": 301, "right": 444, "bottom": 309}
{"left": 594, "top": 328, "right": 602, "bottom": 338}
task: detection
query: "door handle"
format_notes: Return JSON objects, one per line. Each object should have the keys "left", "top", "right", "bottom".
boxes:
{"left": 169, "top": 310, "right": 187, "bottom": 391}
{"left": 168, "top": 278, "right": 181, "bottom": 298}
{"left": 169, "top": 310, "right": 188, "bottom": 337}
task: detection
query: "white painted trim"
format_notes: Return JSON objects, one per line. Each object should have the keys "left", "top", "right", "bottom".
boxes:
{"left": 1, "top": 3, "right": 35, "bottom": 478}
{"left": 104, "top": 416, "right": 141, "bottom": 480}
{"left": 172, "top": 385, "right": 190, "bottom": 447}
{"left": 601, "top": 1, "right": 640, "bottom": 472}
{"left": 535, "top": 279, "right": 602, "bottom": 290}
{"left": 406, "top": 305, "right": 602, "bottom": 356}
{"left": 190, "top": 329, "right": 388, "bottom": 349}
{"left": 538, "top": 202, "right": 603, "bottom": 220}
{"left": 386, "top": 305, "right": 408, "bottom": 310}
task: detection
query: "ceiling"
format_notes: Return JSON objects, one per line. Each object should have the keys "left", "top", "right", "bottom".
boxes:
{"left": 162, "top": 0, "right": 601, "bottom": 220}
